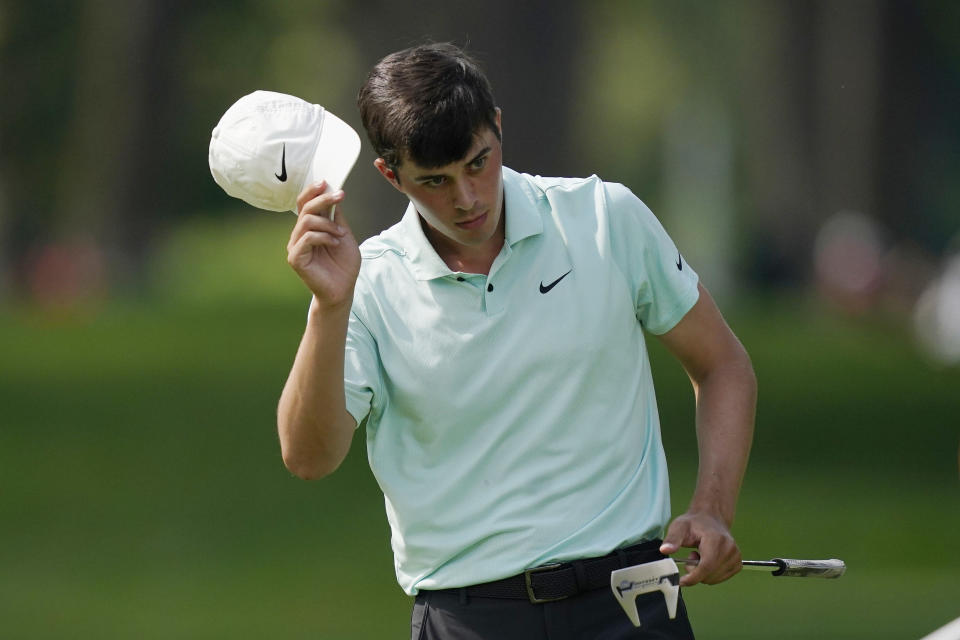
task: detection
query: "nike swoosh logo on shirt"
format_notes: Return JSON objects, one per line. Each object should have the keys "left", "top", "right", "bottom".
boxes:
{"left": 539, "top": 269, "right": 572, "bottom": 294}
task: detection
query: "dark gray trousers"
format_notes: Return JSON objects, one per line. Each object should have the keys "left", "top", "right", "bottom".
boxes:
{"left": 411, "top": 584, "right": 695, "bottom": 639}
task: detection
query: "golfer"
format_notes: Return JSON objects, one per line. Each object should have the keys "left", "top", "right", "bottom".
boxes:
{"left": 278, "top": 43, "right": 756, "bottom": 639}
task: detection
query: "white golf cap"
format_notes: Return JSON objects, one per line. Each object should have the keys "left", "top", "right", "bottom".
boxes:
{"left": 208, "top": 90, "right": 361, "bottom": 214}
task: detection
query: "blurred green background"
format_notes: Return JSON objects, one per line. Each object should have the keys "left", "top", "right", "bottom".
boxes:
{"left": 1, "top": 1, "right": 959, "bottom": 638}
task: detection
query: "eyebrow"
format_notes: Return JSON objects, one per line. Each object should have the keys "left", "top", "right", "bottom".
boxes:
{"left": 466, "top": 146, "right": 492, "bottom": 165}
{"left": 413, "top": 146, "right": 492, "bottom": 183}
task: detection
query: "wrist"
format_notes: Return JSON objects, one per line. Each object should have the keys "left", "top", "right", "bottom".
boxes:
{"left": 308, "top": 293, "right": 354, "bottom": 320}
{"left": 684, "top": 499, "right": 735, "bottom": 529}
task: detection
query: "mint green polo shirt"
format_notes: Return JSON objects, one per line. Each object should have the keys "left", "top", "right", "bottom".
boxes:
{"left": 343, "top": 167, "right": 699, "bottom": 595}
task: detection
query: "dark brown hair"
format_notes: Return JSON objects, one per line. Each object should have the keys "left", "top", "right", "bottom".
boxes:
{"left": 357, "top": 43, "right": 500, "bottom": 173}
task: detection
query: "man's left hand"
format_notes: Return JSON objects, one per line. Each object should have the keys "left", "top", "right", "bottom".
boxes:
{"left": 659, "top": 511, "right": 741, "bottom": 586}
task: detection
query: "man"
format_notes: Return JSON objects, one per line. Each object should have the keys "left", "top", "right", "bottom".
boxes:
{"left": 277, "top": 43, "right": 756, "bottom": 639}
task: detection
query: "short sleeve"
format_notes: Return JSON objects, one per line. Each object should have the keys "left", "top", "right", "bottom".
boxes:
{"left": 343, "top": 306, "right": 381, "bottom": 428}
{"left": 302, "top": 292, "right": 379, "bottom": 428}
{"left": 604, "top": 182, "right": 700, "bottom": 334}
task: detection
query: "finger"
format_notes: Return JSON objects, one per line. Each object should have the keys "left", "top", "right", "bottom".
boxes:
{"left": 679, "top": 533, "right": 722, "bottom": 586}
{"left": 298, "top": 186, "right": 345, "bottom": 219}
{"left": 662, "top": 518, "right": 705, "bottom": 555}
{"left": 680, "top": 556, "right": 709, "bottom": 587}
{"left": 292, "top": 230, "right": 342, "bottom": 252}
{"left": 686, "top": 539, "right": 740, "bottom": 586}
{"left": 709, "top": 562, "right": 740, "bottom": 585}
{"left": 299, "top": 192, "right": 345, "bottom": 221}
{"left": 287, "top": 231, "right": 342, "bottom": 267}
{"left": 659, "top": 540, "right": 680, "bottom": 555}
{"left": 681, "top": 551, "right": 700, "bottom": 574}
{"left": 293, "top": 212, "right": 346, "bottom": 239}
{"left": 696, "top": 560, "right": 738, "bottom": 585}
{"left": 660, "top": 520, "right": 694, "bottom": 555}
{"left": 289, "top": 210, "right": 347, "bottom": 253}
{"left": 296, "top": 181, "right": 330, "bottom": 213}
{"left": 704, "top": 544, "right": 742, "bottom": 585}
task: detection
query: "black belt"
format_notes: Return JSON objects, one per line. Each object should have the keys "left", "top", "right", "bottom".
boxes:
{"left": 434, "top": 539, "right": 665, "bottom": 604}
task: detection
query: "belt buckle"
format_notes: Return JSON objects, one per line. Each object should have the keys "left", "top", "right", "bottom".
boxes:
{"left": 524, "top": 563, "right": 565, "bottom": 604}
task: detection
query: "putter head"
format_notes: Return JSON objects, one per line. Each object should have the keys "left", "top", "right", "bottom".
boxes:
{"left": 610, "top": 558, "right": 680, "bottom": 628}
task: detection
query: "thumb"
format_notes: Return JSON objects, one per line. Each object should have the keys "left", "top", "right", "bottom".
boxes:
{"left": 660, "top": 520, "right": 689, "bottom": 555}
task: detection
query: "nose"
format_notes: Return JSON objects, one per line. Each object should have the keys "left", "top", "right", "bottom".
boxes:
{"left": 453, "top": 178, "right": 477, "bottom": 211}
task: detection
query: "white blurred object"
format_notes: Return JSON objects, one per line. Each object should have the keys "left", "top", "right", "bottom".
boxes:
{"left": 813, "top": 211, "right": 885, "bottom": 312}
{"left": 914, "top": 255, "right": 960, "bottom": 366}
{"left": 919, "top": 615, "right": 960, "bottom": 640}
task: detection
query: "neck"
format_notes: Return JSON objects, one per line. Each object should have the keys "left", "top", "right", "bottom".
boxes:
{"left": 424, "top": 208, "right": 506, "bottom": 276}
{"left": 435, "top": 240, "right": 502, "bottom": 275}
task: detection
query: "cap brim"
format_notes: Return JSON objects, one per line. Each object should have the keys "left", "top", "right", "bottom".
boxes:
{"left": 302, "top": 109, "right": 362, "bottom": 211}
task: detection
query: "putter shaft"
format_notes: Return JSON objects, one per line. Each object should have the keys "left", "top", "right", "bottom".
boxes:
{"left": 679, "top": 557, "right": 846, "bottom": 578}
{"left": 681, "top": 558, "right": 779, "bottom": 571}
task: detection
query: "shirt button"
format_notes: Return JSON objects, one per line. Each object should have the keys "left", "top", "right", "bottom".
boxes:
{"left": 487, "top": 283, "right": 494, "bottom": 292}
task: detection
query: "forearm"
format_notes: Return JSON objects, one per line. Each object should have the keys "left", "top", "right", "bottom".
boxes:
{"left": 686, "top": 352, "right": 757, "bottom": 526}
{"left": 277, "top": 298, "right": 357, "bottom": 479}
{"left": 657, "top": 285, "right": 756, "bottom": 584}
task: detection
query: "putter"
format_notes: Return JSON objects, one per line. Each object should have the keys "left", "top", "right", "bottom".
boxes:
{"left": 610, "top": 558, "right": 681, "bottom": 628}
{"left": 680, "top": 556, "right": 847, "bottom": 578}
{"left": 611, "top": 556, "right": 847, "bottom": 628}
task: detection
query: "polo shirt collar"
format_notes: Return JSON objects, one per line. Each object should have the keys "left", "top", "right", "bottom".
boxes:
{"left": 502, "top": 166, "right": 543, "bottom": 246}
{"left": 400, "top": 166, "right": 545, "bottom": 281}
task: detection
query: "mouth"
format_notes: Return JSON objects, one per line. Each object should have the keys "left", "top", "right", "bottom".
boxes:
{"left": 455, "top": 211, "right": 488, "bottom": 230}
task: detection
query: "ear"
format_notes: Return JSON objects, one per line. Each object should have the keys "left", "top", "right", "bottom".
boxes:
{"left": 374, "top": 158, "right": 405, "bottom": 193}
{"left": 494, "top": 107, "right": 502, "bottom": 138}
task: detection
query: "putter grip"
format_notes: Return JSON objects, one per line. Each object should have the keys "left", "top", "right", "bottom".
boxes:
{"left": 772, "top": 558, "right": 846, "bottom": 578}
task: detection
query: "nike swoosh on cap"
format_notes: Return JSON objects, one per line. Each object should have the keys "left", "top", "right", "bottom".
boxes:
{"left": 275, "top": 143, "right": 287, "bottom": 182}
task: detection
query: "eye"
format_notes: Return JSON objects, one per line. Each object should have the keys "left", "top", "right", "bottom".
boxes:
{"left": 425, "top": 176, "right": 446, "bottom": 187}
{"left": 470, "top": 156, "right": 488, "bottom": 170}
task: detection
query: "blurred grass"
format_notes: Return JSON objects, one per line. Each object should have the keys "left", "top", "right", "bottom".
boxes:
{"left": 1, "top": 293, "right": 958, "bottom": 638}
